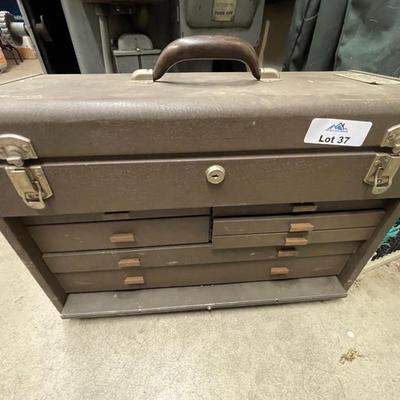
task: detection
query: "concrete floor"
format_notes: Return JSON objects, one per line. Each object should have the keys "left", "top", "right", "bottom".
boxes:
{"left": 1, "top": 233, "right": 400, "bottom": 400}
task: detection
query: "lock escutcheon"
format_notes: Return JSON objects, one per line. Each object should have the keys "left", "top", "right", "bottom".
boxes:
{"left": 205, "top": 165, "right": 225, "bottom": 184}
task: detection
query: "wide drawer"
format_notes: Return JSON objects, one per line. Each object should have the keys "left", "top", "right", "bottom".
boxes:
{"left": 213, "top": 210, "right": 384, "bottom": 235}
{"left": 28, "top": 216, "right": 210, "bottom": 252}
{"left": 56, "top": 255, "right": 350, "bottom": 293}
{"left": 212, "top": 227, "right": 374, "bottom": 249}
{"left": 44, "top": 242, "right": 360, "bottom": 273}
{"left": 1, "top": 152, "right": 398, "bottom": 217}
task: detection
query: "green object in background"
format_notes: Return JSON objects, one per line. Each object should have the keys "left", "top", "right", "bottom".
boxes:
{"left": 283, "top": 0, "right": 400, "bottom": 77}
{"left": 372, "top": 218, "right": 400, "bottom": 260}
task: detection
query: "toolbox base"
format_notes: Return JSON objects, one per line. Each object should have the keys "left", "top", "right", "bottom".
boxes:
{"left": 61, "top": 276, "right": 346, "bottom": 319}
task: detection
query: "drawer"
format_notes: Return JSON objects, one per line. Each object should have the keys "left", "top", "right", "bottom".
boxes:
{"left": 213, "top": 210, "right": 384, "bottom": 235}
{"left": 22, "top": 208, "right": 209, "bottom": 225}
{"left": 56, "top": 255, "right": 350, "bottom": 293}
{"left": 212, "top": 227, "right": 374, "bottom": 249}
{"left": 44, "top": 242, "right": 360, "bottom": 273}
{"left": 213, "top": 200, "right": 386, "bottom": 217}
{"left": 1, "top": 152, "right": 396, "bottom": 217}
{"left": 28, "top": 216, "right": 210, "bottom": 252}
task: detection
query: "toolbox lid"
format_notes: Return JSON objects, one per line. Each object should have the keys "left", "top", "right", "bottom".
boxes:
{"left": 0, "top": 71, "right": 399, "bottom": 158}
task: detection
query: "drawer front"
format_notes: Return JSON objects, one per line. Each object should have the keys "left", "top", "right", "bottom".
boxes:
{"left": 213, "top": 200, "right": 386, "bottom": 217}
{"left": 28, "top": 216, "right": 210, "bottom": 252}
{"left": 44, "top": 242, "right": 360, "bottom": 273}
{"left": 1, "top": 152, "right": 396, "bottom": 217}
{"left": 22, "top": 208, "right": 209, "bottom": 225}
{"left": 212, "top": 227, "right": 375, "bottom": 249}
{"left": 213, "top": 210, "right": 384, "bottom": 235}
{"left": 56, "top": 255, "right": 349, "bottom": 293}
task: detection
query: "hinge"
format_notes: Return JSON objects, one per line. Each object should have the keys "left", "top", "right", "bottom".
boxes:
{"left": 0, "top": 134, "right": 53, "bottom": 209}
{"left": 0, "top": 133, "right": 37, "bottom": 167}
{"left": 364, "top": 153, "right": 400, "bottom": 195}
{"left": 381, "top": 124, "right": 400, "bottom": 154}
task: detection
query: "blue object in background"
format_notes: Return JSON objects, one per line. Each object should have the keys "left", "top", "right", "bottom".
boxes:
{"left": 1, "top": 0, "right": 21, "bottom": 19}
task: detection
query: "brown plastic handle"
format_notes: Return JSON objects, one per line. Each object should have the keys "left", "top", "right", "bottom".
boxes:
{"left": 153, "top": 35, "right": 261, "bottom": 81}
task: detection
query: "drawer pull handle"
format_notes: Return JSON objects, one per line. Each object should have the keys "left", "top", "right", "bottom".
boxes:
{"left": 205, "top": 165, "right": 225, "bottom": 184}
{"left": 292, "top": 203, "right": 317, "bottom": 213}
{"left": 270, "top": 267, "right": 289, "bottom": 276}
{"left": 124, "top": 276, "right": 145, "bottom": 285}
{"left": 110, "top": 233, "right": 135, "bottom": 243}
{"left": 118, "top": 258, "right": 141, "bottom": 268}
{"left": 289, "top": 222, "right": 314, "bottom": 232}
{"left": 285, "top": 237, "right": 308, "bottom": 246}
{"left": 278, "top": 249, "right": 299, "bottom": 258}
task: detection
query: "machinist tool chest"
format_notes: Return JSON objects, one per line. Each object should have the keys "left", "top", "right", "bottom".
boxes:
{"left": 1, "top": 38, "right": 400, "bottom": 318}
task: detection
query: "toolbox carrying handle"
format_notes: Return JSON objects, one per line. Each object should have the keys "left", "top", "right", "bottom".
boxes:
{"left": 152, "top": 35, "right": 261, "bottom": 81}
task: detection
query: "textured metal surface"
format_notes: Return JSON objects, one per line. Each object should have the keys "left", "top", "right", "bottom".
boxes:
{"left": 213, "top": 210, "right": 384, "bottom": 235}
{"left": 335, "top": 71, "right": 400, "bottom": 85}
{"left": 0, "top": 72, "right": 399, "bottom": 157}
{"left": 212, "top": 227, "right": 375, "bottom": 249}
{"left": 1, "top": 153, "right": 395, "bottom": 217}
{"left": 0, "top": 69, "right": 399, "bottom": 316}
{"left": 61, "top": 276, "right": 347, "bottom": 319}
{"left": 28, "top": 216, "right": 209, "bottom": 252}
{"left": 56, "top": 255, "right": 349, "bottom": 293}
{"left": 43, "top": 242, "right": 360, "bottom": 274}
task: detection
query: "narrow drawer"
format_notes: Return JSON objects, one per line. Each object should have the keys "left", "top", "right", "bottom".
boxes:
{"left": 213, "top": 200, "right": 386, "bottom": 217}
{"left": 44, "top": 242, "right": 360, "bottom": 273}
{"left": 56, "top": 255, "right": 349, "bottom": 293}
{"left": 22, "top": 208, "right": 209, "bottom": 225}
{"left": 28, "top": 216, "right": 210, "bottom": 252}
{"left": 213, "top": 210, "right": 384, "bottom": 235}
{"left": 212, "top": 227, "right": 374, "bottom": 249}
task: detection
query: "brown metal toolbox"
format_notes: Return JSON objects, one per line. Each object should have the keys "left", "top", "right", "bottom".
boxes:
{"left": 1, "top": 37, "right": 400, "bottom": 318}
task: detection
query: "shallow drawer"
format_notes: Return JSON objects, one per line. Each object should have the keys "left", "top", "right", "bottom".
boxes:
{"left": 23, "top": 208, "right": 209, "bottom": 225}
{"left": 212, "top": 227, "right": 374, "bottom": 249}
{"left": 213, "top": 200, "right": 386, "bottom": 217}
{"left": 213, "top": 210, "right": 384, "bottom": 235}
{"left": 56, "top": 254, "right": 349, "bottom": 293}
{"left": 44, "top": 242, "right": 360, "bottom": 273}
{"left": 28, "top": 216, "right": 210, "bottom": 252}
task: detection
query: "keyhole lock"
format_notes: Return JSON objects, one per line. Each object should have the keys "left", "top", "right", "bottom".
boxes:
{"left": 205, "top": 165, "right": 225, "bottom": 184}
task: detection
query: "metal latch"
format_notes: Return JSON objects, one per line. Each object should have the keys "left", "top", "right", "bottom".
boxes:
{"left": 0, "top": 134, "right": 52, "bottom": 209}
{"left": 364, "top": 153, "right": 400, "bottom": 195}
{"left": 381, "top": 124, "right": 400, "bottom": 154}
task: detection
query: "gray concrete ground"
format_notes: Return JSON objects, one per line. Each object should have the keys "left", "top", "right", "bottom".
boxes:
{"left": 1, "top": 232, "right": 400, "bottom": 400}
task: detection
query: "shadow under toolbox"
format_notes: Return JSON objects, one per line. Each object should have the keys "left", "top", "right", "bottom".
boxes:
{"left": 1, "top": 36, "right": 400, "bottom": 318}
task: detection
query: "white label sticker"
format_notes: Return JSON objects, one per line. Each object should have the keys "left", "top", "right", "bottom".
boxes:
{"left": 212, "top": 0, "right": 237, "bottom": 22}
{"left": 304, "top": 118, "right": 372, "bottom": 147}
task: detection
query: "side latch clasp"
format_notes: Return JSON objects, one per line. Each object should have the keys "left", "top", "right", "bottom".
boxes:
{"left": 5, "top": 166, "right": 53, "bottom": 210}
{"left": 364, "top": 153, "right": 400, "bottom": 195}
{"left": 0, "top": 134, "right": 53, "bottom": 209}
